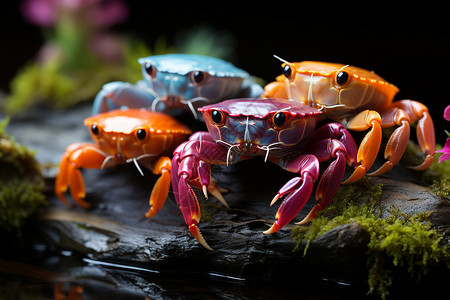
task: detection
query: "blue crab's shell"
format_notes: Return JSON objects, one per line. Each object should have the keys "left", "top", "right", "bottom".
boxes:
{"left": 136, "top": 54, "right": 263, "bottom": 114}
{"left": 138, "top": 54, "right": 249, "bottom": 78}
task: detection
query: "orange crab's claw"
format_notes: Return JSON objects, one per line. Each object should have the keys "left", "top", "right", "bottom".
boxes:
{"left": 55, "top": 143, "right": 107, "bottom": 208}
{"left": 368, "top": 107, "right": 411, "bottom": 176}
{"left": 343, "top": 110, "right": 382, "bottom": 184}
{"left": 145, "top": 156, "right": 172, "bottom": 218}
{"left": 393, "top": 100, "right": 435, "bottom": 170}
{"left": 368, "top": 100, "right": 435, "bottom": 175}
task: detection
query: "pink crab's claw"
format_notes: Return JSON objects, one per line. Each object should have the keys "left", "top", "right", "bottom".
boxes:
{"left": 264, "top": 154, "right": 320, "bottom": 234}
{"left": 172, "top": 139, "right": 225, "bottom": 251}
{"left": 298, "top": 143, "right": 347, "bottom": 225}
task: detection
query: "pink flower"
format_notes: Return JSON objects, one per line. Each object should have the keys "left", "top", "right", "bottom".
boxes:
{"left": 444, "top": 105, "right": 450, "bottom": 121}
{"left": 435, "top": 138, "right": 450, "bottom": 163}
{"left": 21, "top": 0, "right": 128, "bottom": 28}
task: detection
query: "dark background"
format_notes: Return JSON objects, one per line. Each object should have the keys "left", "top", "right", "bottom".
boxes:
{"left": 1, "top": 2, "right": 449, "bottom": 145}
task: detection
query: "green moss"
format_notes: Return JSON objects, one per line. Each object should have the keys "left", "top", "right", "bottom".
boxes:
{"left": 423, "top": 145, "right": 450, "bottom": 200}
{"left": 292, "top": 178, "right": 448, "bottom": 300}
{"left": 198, "top": 199, "right": 223, "bottom": 223}
{"left": 0, "top": 119, "right": 46, "bottom": 235}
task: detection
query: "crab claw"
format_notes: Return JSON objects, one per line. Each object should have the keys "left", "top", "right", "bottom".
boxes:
{"left": 55, "top": 143, "right": 107, "bottom": 208}
{"left": 172, "top": 139, "right": 227, "bottom": 251}
{"left": 177, "top": 172, "right": 213, "bottom": 251}
{"left": 392, "top": 100, "right": 435, "bottom": 170}
{"left": 145, "top": 156, "right": 172, "bottom": 218}
{"left": 368, "top": 107, "right": 411, "bottom": 176}
{"left": 344, "top": 110, "right": 382, "bottom": 184}
{"left": 264, "top": 154, "right": 319, "bottom": 234}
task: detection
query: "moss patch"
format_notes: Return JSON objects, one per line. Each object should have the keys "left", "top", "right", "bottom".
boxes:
{"left": 423, "top": 145, "right": 450, "bottom": 200}
{"left": 0, "top": 119, "right": 46, "bottom": 235}
{"left": 292, "top": 178, "right": 448, "bottom": 300}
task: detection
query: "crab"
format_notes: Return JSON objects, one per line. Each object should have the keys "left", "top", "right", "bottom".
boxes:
{"left": 171, "top": 98, "right": 359, "bottom": 250}
{"left": 263, "top": 59, "right": 435, "bottom": 183}
{"left": 54, "top": 108, "right": 192, "bottom": 218}
{"left": 92, "top": 53, "right": 264, "bottom": 118}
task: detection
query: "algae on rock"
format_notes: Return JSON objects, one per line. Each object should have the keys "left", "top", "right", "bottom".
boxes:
{"left": 0, "top": 119, "right": 46, "bottom": 234}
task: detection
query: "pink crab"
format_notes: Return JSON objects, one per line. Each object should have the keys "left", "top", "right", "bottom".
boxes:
{"left": 171, "top": 98, "right": 359, "bottom": 250}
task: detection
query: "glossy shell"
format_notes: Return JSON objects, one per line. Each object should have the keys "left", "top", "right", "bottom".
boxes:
{"left": 199, "top": 98, "right": 322, "bottom": 154}
{"left": 199, "top": 98, "right": 321, "bottom": 119}
{"left": 84, "top": 109, "right": 191, "bottom": 159}
{"left": 138, "top": 54, "right": 249, "bottom": 78}
{"left": 268, "top": 61, "right": 400, "bottom": 121}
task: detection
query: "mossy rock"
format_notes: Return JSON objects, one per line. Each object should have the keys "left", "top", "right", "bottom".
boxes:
{"left": 0, "top": 119, "right": 46, "bottom": 235}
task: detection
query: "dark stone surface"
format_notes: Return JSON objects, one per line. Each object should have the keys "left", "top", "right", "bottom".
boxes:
{"left": 3, "top": 102, "right": 450, "bottom": 298}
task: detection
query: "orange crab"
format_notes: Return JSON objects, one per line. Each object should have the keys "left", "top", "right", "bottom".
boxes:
{"left": 54, "top": 108, "right": 192, "bottom": 217}
{"left": 263, "top": 59, "right": 435, "bottom": 183}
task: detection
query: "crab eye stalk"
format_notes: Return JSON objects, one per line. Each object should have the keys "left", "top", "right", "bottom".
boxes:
{"left": 91, "top": 124, "right": 99, "bottom": 135}
{"left": 335, "top": 71, "right": 350, "bottom": 86}
{"left": 136, "top": 129, "right": 147, "bottom": 140}
{"left": 144, "top": 62, "right": 157, "bottom": 78}
{"left": 211, "top": 110, "right": 225, "bottom": 126}
{"left": 282, "top": 63, "right": 297, "bottom": 82}
{"left": 272, "top": 112, "right": 287, "bottom": 128}
{"left": 190, "top": 71, "right": 209, "bottom": 86}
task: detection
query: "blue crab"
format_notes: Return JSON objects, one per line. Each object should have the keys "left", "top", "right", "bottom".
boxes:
{"left": 92, "top": 54, "right": 264, "bottom": 118}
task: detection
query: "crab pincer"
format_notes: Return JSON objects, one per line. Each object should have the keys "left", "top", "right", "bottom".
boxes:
{"left": 172, "top": 138, "right": 230, "bottom": 251}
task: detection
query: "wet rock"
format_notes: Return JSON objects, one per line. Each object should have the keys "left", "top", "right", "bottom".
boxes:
{"left": 4, "top": 103, "right": 450, "bottom": 298}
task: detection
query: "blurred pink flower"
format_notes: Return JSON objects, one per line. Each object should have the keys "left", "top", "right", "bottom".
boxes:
{"left": 435, "top": 138, "right": 450, "bottom": 163}
{"left": 21, "top": 0, "right": 128, "bottom": 28}
{"left": 444, "top": 105, "right": 450, "bottom": 121}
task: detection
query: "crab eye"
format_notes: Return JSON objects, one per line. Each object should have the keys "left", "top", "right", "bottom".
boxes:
{"left": 211, "top": 110, "right": 225, "bottom": 125}
{"left": 335, "top": 71, "right": 350, "bottom": 86}
{"left": 272, "top": 112, "right": 288, "bottom": 128}
{"left": 91, "top": 124, "right": 99, "bottom": 135}
{"left": 282, "top": 63, "right": 297, "bottom": 82}
{"left": 190, "top": 71, "right": 209, "bottom": 86}
{"left": 144, "top": 62, "right": 157, "bottom": 78}
{"left": 136, "top": 129, "right": 147, "bottom": 140}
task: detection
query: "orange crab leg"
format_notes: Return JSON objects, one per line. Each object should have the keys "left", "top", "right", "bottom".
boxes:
{"left": 54, "top": 143, "right": 107, "bottom": 208}
{"left": 145, "top": 156, "right": 172, "bottom": 218}
{"left": 391, "top": 100, "right": 435, "bottom": 170}
{"left": 343, "top": 110, "right": 382, "bottom": 184}
{"left": 368, "top": 107, "right": 411, "bottom": 176}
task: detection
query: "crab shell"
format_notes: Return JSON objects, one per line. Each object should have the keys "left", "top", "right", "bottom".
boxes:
{"left": 270, "top": 61, "right": 399, "bottom": 121}
{"left": 198, "top": 98, "right": 322, "bottom": 156}
{"left": 84, "top": 109, "right": 192, "bottom": 160}
{"left": 137, "top": 54, "right": 253, "bottom": 107}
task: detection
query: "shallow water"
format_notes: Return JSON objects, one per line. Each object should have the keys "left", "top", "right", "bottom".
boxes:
{"left": 1, "top": 243, "right": 369, "bottom": 300}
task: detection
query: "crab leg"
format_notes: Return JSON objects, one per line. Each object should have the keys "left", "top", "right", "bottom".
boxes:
{"left": 264, "top": 154, "right": 320, "bottom": 234}
{"left": 307, "top": 122, "right": 358, "bottom": 166}
{"left": 368, "top": 107, "right": 411, "bottom": 176}
{"left": 55, "top": 143, "right": 108, "bottom": 208}
{"left": 391, "top": 100, "right": 435, "bottom": 170}
{"left": 172, "top": 138, "right": 229, "bottom": 251}
{"left": 297, "top": 139, "right": 348, "bottom": 224}
{"left": 145, "top": 156, "right": 172, "bottom": 218}
{"left": 343, "top": 110, "right": 382, "bottom": 184}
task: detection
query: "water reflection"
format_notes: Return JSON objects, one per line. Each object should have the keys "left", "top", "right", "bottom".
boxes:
{"left": 0, "top": 247, "right": 361, "bottom": 300}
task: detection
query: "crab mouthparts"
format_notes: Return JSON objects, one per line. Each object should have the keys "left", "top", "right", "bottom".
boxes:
{"left": 238, "top": 142, "right": 261, "bottom": 154}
